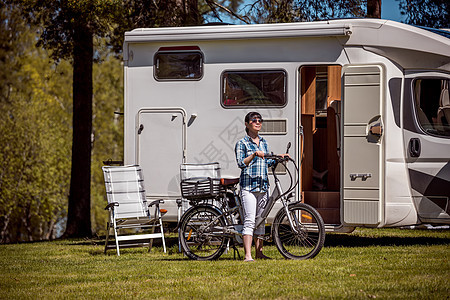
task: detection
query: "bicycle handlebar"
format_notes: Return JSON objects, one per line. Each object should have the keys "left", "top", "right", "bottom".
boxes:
{"left": 263, "top": 152, "right": 298, "bottom": 201}
{"left": 264, "top": 154, "right": 292, "bottom": 162}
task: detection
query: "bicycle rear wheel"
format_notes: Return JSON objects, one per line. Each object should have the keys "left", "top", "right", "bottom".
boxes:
{"left": 179, "top": 205, "right": 229, "bottom": 260}
{"left": 272, "top": 203, "right": 325, "bottom": 260}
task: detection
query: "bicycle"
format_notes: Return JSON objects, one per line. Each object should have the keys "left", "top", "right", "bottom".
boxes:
{"left": 178, "top": 143, "right": 325, "bottom": 260}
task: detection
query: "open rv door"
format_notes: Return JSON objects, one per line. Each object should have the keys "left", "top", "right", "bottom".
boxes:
{"left": 342, "top": 65, "right": 384, "bottom": 226}
{"left": 136, "top": 108, "right": 187, "bottom": 198}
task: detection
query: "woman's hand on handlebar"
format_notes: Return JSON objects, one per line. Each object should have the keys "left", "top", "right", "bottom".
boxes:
{"left": 244, "top": 151, "right": 265, "bottom": 166}
{"left": 264, "top": 153, "right": 291, "bottom": 161}
{"left": 254, "top": 151, "right": 265, "bottom": 158}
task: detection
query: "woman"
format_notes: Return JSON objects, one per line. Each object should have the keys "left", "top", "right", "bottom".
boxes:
{"left": 235, "top": 111, "right": 280, "bottom": 261}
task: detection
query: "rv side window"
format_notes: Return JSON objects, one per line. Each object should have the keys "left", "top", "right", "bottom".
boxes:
{"left": 154, "top": 51, "right": 203, "bottom": 80}
{"left": 413, "top": 78, "right": 450, "bottom": 137}
{"left": 222, "top": 70, "right": 287, "bottom": 107}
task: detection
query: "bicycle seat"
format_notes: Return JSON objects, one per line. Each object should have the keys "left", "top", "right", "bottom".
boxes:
{"left": 220, "top": 178, "right": 240, "bottom": 187}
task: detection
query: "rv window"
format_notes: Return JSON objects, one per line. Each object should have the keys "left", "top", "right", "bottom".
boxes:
{"left": 154, "top": 51, "right": 203, "bottom": 80}
{"left": 413, "top": 78, "right": 450, "bottom": 137}
{"left": 222, "top": 70, "right": 286, "bottom": 107}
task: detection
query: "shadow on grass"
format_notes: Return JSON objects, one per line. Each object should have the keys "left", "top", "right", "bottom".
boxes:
{"left": 88, "top": 247, "right": 245, "bottom": 261}
{"left": 71, "top": 230, "right": 450, "bottom": 254}
{"left": 69, "top": 236, "right": 178, "bottom": 246}
{"left": 324, "top": 233, "right": 450, "bottom": 248}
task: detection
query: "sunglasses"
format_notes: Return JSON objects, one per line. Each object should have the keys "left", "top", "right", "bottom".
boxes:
{"left": 250, "top": 118, "right": 263, "bottom": 124}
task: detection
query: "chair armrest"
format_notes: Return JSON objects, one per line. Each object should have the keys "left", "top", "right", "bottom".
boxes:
{"left": 105, "top": 202, "right": 119, "bottom": 210}
{"left": 148, "top": 199, "right": 165, "bottom": 207}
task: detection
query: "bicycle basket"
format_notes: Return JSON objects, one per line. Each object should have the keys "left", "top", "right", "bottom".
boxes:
{"left": 180, "top": 163, "right": 222, "bottom": 200}
{"left": 180, "top": 177, "right": 222, "bottom": 200}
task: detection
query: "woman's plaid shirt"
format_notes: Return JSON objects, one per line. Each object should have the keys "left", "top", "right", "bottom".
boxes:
{"left": 235, "top": 135, "right": 274, "bottom": 192}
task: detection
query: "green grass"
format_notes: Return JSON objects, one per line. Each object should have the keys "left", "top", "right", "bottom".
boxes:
{"left": 0, "top": 228, "right": 449, "bottom": 299}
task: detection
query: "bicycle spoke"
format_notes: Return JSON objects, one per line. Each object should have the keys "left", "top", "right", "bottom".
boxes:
{"left": 179, "top": 205, "right": 229, "bottom": 260}
{"left": 273, "top": 203, "right": 325, "bottom": 260}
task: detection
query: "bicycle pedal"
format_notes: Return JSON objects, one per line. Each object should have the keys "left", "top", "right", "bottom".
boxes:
{"left": 225, "top": 228, "right": 238, "bottom": 234}
{"left": 258, "top": 235, "right": 272, "bottom": 242}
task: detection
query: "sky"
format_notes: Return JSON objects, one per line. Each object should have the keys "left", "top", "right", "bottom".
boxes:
{"left": 381, "top": 0, "right": 405, "bottom": 22}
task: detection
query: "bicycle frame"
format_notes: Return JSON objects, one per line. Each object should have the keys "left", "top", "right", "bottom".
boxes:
{"left": 218, "top": 157, "right": 300, "bottom": 238}
{"left": 254, "top": 160, "right": 299, "bottom": 234}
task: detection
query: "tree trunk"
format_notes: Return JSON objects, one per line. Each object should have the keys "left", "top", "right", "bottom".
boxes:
{"left": 63, "top": 22, "right": 93, "bottom": 238}
{"left": 46, "top": 218, "right": 56, "bottom": 240}
{"left": 24, "top": 200, "right": 33, "bottom": 241}
{"left": 367, "top": 0, "right": 381, "bottom": 18}
{"left": 0, "top": 208, "right": 12, "bottom": 243}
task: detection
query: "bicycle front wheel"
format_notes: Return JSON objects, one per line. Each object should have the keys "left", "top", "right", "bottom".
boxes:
{"left": 272, "top": 203, "right": 325, "bottom": 260}
{"left": 179, "top": 205, "right": 229, "bottom": 260}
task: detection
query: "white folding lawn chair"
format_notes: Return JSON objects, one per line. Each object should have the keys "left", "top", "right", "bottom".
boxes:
{"left": 102, "top": 165, "right": 167, "bottom": 256}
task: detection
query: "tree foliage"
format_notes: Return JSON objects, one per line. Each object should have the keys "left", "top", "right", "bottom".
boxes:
{"left": 21, "top": 0, "right": 119, "bottom": 62}
{"left": 244, "top": 0, "right": 366, "bottom": 23}
{"left": 398, "top": 0, "right": 449, "bottom": 28}
{"left": 15, "top": 0, "right": 126, "bottom": 238}
{"left": 108, "top": 0, "right": 245, "bottom": 54}
{"left": 0, "top": 1, "right": 72, "bottom": 242}
{"left": 0, "top": 0, "right": 127, "bottom": 242}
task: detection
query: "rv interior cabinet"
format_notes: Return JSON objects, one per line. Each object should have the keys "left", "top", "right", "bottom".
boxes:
{"left": 301, "top": 65, "right": 342, "bottom": 224}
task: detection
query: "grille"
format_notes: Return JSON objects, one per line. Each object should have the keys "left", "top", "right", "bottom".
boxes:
{"left": 260, "top": 119, "right": 287, "bottom": 135}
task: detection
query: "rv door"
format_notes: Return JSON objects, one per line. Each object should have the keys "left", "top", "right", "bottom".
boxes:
{"left": 342, "top": 65, "right": 384, "bottom": 226}
{"left": 137, "top": 108, "right": 186, "bottom": 198}
{"left": 403, "top": 71, "right": 450, "bottom": 223}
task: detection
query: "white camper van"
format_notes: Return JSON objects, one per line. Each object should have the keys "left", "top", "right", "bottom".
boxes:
{"left": 122, "top": 19, "right": 450, "bottom": 231}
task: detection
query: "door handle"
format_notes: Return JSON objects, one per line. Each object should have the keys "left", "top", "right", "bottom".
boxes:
{"left": 138, "top": 124, "right": 144, "bottom": 135}
{"left": 409, "top": 138, "right": 421, "bottom": 157}
{"left": 350, "top": 173, "right": 372, "bottom": 181}
{"left": 367, "top": 115, "right": 383, "bottom": 143}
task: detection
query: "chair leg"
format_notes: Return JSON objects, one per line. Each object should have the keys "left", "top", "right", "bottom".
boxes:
{"left": 148, "top": 207, "right": 158, "bottom": 253}
{"left": 159, "top": 216, "right": 166, "bottom": 253}
{"left": 113, "top": 223, "right": 120, "bottom": 256}
{"left": 148, "top": 225, "right": 155, "bottom": 253}
{"left": 104, "top": 222, "right": 110, "bottom": 254}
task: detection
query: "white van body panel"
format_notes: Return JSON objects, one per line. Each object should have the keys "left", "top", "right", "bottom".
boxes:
{"left": 122, "top": 19, "right": 450, "bottom": 228}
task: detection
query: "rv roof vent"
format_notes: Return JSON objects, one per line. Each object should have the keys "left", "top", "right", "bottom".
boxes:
{"left": 260, "top": 119, "right": 287, "bottom": 135}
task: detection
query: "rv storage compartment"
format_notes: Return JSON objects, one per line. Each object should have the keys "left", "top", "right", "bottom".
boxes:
{"left": 180, "top": 163, "right": 222, "bottom": 200}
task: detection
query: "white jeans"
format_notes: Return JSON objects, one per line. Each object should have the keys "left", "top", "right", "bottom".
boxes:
{"left": 240, "top": 189, "right": 268, "bottom": 236}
